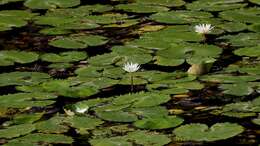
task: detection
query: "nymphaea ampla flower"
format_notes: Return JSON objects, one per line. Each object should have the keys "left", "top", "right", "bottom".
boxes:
{"left": 75, "top": 106, "right": 88, "bottom": 113}
{"left": 123, "top": 62, "right": 140, "bottom": 73}
{"left": 194, "top": 24, "right": 214, "bottom": 34}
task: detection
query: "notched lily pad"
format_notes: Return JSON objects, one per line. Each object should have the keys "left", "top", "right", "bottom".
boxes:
{"left": 115, "top": 3, "right": 169, "bottom": 13}
{"left": 41, "top": 51, "right": 87, "bottom": 63}
{"left": 134, "top": 115, "right": 184, "bottom": 129}
{"left": 0, "top": 50, "right": 39, "bottom": 66}
{"left": 24, "top": 0, "right": 80, "bottom": 9}
{"left": 173, "top": 122, "right": 244, "bottom": 141}
{"left": 0, "top": 124, "right": 35, "bottom": 139}
{"left": 49, "top": 35, "right": 108, "bottom": 49}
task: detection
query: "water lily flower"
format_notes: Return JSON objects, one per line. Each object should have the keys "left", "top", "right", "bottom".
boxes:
{"left": 75, "top": 106, "right": 88, "bottom": 113}
{"left": 194, "top": 24, "right": 214, "bottom": 34}
{"left": 123, "top": 62, "right": 140, "bottom": 73}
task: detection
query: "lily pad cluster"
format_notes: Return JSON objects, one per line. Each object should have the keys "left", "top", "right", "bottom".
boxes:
{"left": 1, "top": 0, "right": 260, "bottom": 145}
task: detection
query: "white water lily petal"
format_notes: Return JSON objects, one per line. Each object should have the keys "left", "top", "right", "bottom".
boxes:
{"left": 75, "top": 106, "right": 88, "bottom": 113}
{"left": 194, "top": 24, "right": 214, "bottom": 34}
{"left": 123, "top": 62, "right": 140, "bottom": 73}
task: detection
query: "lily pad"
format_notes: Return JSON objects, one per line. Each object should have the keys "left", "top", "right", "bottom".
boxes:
{"left": 9, "top": 133, "right": 73, "bottom": 144}
{"left": 115, "top": 3, "right": 169, "bottom": 13}
{"left": 0, "top": 0, "right": 24, "bottom": 5}
{"left": 49, "top": 35, "right": 108, "bottom": 49}
{"left": 0, "top": 124, "right": 35, "bottom": 139}
{"left": 0, "top": 92, "right": 57, "bottom": 108}
{"left": 155, "top": 43, "right": 222, "bottom": 66}
{"left": 134, "top": 115, "right": 184, "bottom": 129}
{"left": 0, "top": 50, "right": 39, "bottom": 66}
{"left": 150, "top": 11, "right": 212, "bottom": 24}
{"left": 90, "top": 130, "right": 171, "bottom": 146}
{"left": 187, "top": 0, "right": 246, "bottom": 12}
{"left": 234, "top": 45, "right": 260, "bottom": 57}
{"left": 173, "top": 123, "right": 244, "bottom": 141}
{"left": 220, "top": 8, "right": 260, "bottom": 23}
{"left": 134, "top": 0, "right": 185, "bottom": 7}
{"left": 41, "top": 51, "right": 87, "bottom": 63}
{"left": 0, "top": 72, "right": 50, "bottom": 87}
{"left": 0, "top": 10, "right": 37, "bottom": 31}
{"left": 24, "top": 0, "right": 80, "bottom": 9}
{"left": 218, "top": 33, "right": 260, "bottom": 47}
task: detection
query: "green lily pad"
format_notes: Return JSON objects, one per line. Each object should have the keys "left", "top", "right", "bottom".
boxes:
{"left": 39, "top": 27, "right": 72, "bottom": 35}
{"left": 0, "top": 124, "right": 35, "bottom": 139}
{"left": 0, "top": 10, "right": 37, "bottom": 31}
{"left": 3, "top": 113, "right": 43, "bottom": 125}
{"left": 48, "top": 62, "right": 73, "bottom": 69}
{"left": 211, "top": 96, "right": 260, "bottom": 118}
{"left": 0, "top": 92, "right": 57, "bottom": 108}
{"left": 36, "top": 116, "right": 69, "bottom": 134}
{"left": 9, "top": 133, "right": 73, "bottom": 144}
{"left": 252, "top": 118, "right": 260, "bottom": 125}
{"left": 219, "top": 83, "right": 254, "bottom": 96}
{"left": 0, "top": 0, "right": 24, "bottom": 5}
{"left": 126, "top": 130, "right": 171, "bottom": 146}
{"left": 218, "top": 22, "right": 247, "bottom": 32}
{"left": 65, "top": 116, "right": 104, "bottom": 134}
{"left": 134, "top": 0, "right": 185, "bottom": 7}
{"left": 150, "top": 11, "right": 212, "bottom": 24}
{"left": 0, "top": 50, "right": 39, "bottom": 66}
{"left": 41, "top": 51, "right": 87, "bottom": 63}
{"left": 187, "top": 0, "right": 246, "bottom": 12}
{"left": 112, "top": 92, "right": 171, "bottom": 107}
{"left": 0, "top": 72, "right": 50, "bottom": 87}
{"left": 49, "top": 35, "right": 108, "bottom": 49}
{"left": 39, "top": 79, "right": 100, "bottom": 98}
{"left": 115, "top": 3, "right": 169, "bottom": 13}
{"left": 96, "top": 106, "right": 168, "bottom": 122}
{"left": 234, "top": 46, "right": 260, "bottom": 57}
{"left": 134, "top": 115, "right": 184, "bottom": 129}
{"left": 90, "top": 136, "right": 132, "bottom": 146}
{"left": 155, "top": 43, "right": 222, "bottom": 66}
{"left": 220, "top": 8, "right": 260, "bottom": 23}
{"left": 173, "top": 122, "right": 244, "bottom": 141}
{"left": 90, "top": 130, "right": 171, "bottom": 146}
{"left": 24, "top": 0, "right": 80, "bottom": 9}
{"left": 200, "top": 74, "right": 260, "bottom": 83}
{"left": 88, "top": 46, "right": 153, "bottom": 66}
{"left": 218, "top": 33, "right": 260, "bottom": 47}
{"left": 249, "top": 0, "right": 260, "bottom": 4}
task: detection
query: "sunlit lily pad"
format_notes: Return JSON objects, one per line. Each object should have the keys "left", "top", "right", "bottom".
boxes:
{"left": 8, "top": 133, "right": 73, "bottom": 144}
{"left": 150, "top": 11, "right": 212, "bottom": 24}
{"left": 173, "top": 122, "right": 244, "bottom": 141}
{"left": 135, "top": 0, "right": 185, "bottom": 7}
{"left": 90, "top": 130, "right": 171, "bottom": 146}
{"left": 0, "top": 10, "right": 37, "bottom": 31}
{"left": 0, "top": 50, "right": 38, "bottom": 66}
{"left": 220, "top": 8, "right": 260, "bottom": 23}
{"left": 234, "top": 46, "right": 260, "bottom": 57}
{"left": 0, "top": 0, "right": 24, "bottom": 5}
{"left": 0, "top": 92, "right": 57, "bottom": 108}
{"left": 134, "top": 116, "right": 184, "bottom": 129}
{"left": 218, "top": 33, "right": 260, "bottom": 47}
{"left": 187, "top": 0, "right": 246, "bottom": 12}
{"left": 24, "top": 0, "right": 80, "bottom": 9}
{"left": 212, "top": 96, "right": 260, "bottom": 118}
{"left": 115, "top": 3, "right": 169, "bottom": 13}
{"left": 0, "top": 72, "right": 50, "bottom": 87}
{"left": 49, "top": 35, "right": 108, "bottom": 49}
{"left": 41, "top": 51, "right": 87, "bottom": 63}
{"left": 0, "top": 124, "right": 35, "bottom": 139}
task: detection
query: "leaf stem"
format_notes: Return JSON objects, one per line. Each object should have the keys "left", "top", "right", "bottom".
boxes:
{"left": 130, "top": 73, "right": 134, "bottom": 93}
